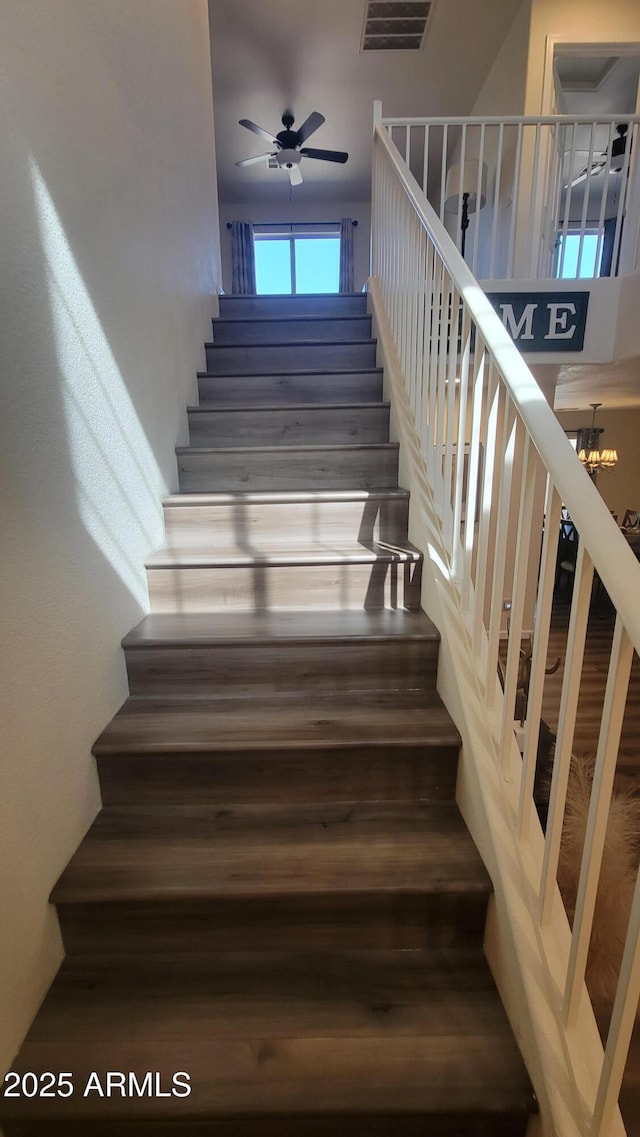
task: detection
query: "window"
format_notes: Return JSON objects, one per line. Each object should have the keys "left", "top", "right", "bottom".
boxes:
{"left": 555, "top": 231, "right": 603, "bottom": 279}
{"left": 253, "top": 227, "right": 341, "bottom": 295}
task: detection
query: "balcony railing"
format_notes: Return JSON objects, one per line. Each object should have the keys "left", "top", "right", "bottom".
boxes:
{"left": 380, "top": 112, "right": 640, "bottom": 281}
{"left": 371, "top": 103, "right": 640, "bottom": 1136}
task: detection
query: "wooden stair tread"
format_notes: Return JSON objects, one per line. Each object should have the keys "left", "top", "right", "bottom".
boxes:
{"left": 51, "top": 801, "right": 490, "bottom": 903}
{"left": 214, "top": 314, "right": 373, "bottom": 324}
{"left": 123, "top": 609, "right": 438, "bottom": 648}
{"left": 11, "top": 949, "right": 524, "bottom": 1041}
{"left": 3, "top": 942, "right": 481, "bottom": 1028}
{"left": 162, "top": 489, "right": 409, "bottom": 506}
{"left": 145, "top": 540, "right": 421, "bottom": 568}
{"left": 4, "top": 955, "right": 532, "bottom": 1121}
{"left": 186, "top": 401, "right": 390, "bottom": 413}
{"left": 94, "top": 693, "right": 460, "bottom": 753}
{"left": 176, "top": 442, "right": 399, "bottom": 454}
{"left": 197, "top": 367, "right": 384, "bottom": 377}
{"left": 205, "top": 338, "right": 377, "bottom": 348}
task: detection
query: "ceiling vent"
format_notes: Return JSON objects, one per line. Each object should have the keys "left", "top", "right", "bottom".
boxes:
{"left": 361, "top": 1, "right": 431, "bottom": 51}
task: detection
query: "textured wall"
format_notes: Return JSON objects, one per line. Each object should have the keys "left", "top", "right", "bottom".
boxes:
{"left": 0, "top": 0, "right": 221, "bottom": 1071}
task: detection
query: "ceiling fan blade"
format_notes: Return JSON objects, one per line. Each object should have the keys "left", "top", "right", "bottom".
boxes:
{"left": 235, "top": 152, "right": 275, "bottom": 167}
{"left": 288, "top": 163, "right": 303, "bottom": 186}
{"left": 295, "top": 112, "right": 325, "bottom": 144}
{"left": 239, "top": 119, "right": 278, "bottom": 146}
{"left": 566, "top": 156, "right": 606, "bottom": 189}
{"left": 300, "top": 147, "right": 349, "bottom": 164}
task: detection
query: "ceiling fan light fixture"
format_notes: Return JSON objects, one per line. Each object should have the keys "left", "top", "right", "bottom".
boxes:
{"left": 276, "top": 149, "right": 302, "bottom": 170}
{"left": 610, "top": 123, "right": 629, "bottom": 171}
{"left": 237, "top": 112, "right": 347, "bottom": 182}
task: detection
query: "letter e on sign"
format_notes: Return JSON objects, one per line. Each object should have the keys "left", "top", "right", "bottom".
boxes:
{"left": 545, "top": 302, "right": 577, "bottom": 340}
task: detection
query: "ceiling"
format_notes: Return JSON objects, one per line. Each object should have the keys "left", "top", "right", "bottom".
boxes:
{"left": 208, "top": 0, "right": 524, "bottom": 204}
{"left": 555, "top": 50, "right": 640, "bottom": 115}
{"left": 548, "top": 359, "right": 640, "bottom": 411}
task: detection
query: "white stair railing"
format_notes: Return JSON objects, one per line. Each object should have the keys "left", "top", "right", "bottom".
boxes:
{"left": 381, "top": 111, "right": 640, "bottom": 280}
{"left": 371, "top": 109, "right": 640, "bottom": 1137}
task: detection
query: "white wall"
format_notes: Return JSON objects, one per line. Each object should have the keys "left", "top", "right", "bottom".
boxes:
{"left": 525, "top": 0, "right": 640, "bottom": 113}
{"left": 0, "top": 0, "right": 221, "bottom": 1072}
{"left": 471, "top": 0, "right": 532, "bottom": 115}
{"left": 218, "top": 201, "right": 371, "bottom": 294}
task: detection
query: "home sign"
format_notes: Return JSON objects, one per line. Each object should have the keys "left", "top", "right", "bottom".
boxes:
{"left": 486, "top": 291, "right": 590, "bottom": 353}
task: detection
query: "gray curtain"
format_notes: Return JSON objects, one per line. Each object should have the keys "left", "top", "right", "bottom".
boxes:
{"left": 599, "top": 216, "right": 622, "bottom": 278}
{"left": 230, "top": 221, "right": 256, "bottom": 294}
{"left": 339, "top": 218, "right": 354, "bottom": 293}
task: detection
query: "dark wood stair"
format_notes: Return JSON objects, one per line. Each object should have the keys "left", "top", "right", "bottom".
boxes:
{"left": 1, "top": 293, "right": 533, "bottom": 1135}
{"left": 186, "top": 402, "right": 391, "bottom": 446}
{"left": 197, "top": 368, "right": 384, "bottom": 406}
{"left": 176, "top": 441, "right": 400, "bottom": 492}
{"left": 2, "top": 951, "right": 532, "bottom": 1135}
{"left": 52, "top": 800, "right": 492, "bottom": 954}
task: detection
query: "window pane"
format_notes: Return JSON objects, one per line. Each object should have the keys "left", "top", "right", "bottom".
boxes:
{"left": 556, "top": 233, "right": 602, "bottom": 279}
{"left": 254, "top": 239, "right": 292, "bottom": 294}
{"left": 294, "top": 237, "right": 340, "bottom": 294}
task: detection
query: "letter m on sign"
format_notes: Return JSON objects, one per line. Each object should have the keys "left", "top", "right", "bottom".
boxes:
{"left": 499, "top": 303, "right": 536, "bottom": 341}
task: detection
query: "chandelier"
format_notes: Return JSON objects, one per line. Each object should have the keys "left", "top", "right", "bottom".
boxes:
{"left": 577, "top": 403, "right": 618, "bottom": 474}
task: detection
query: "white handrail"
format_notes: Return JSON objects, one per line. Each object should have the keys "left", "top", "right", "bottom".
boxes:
{"left": 382, "top": 113, "right": 640, "bottom": 126}
{"left": 371, "top": 114, "right": 640, "bottom": 1137}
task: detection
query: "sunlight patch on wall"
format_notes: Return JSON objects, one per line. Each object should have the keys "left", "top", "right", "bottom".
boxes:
{"left": 30, "top": 160, "right": 166, "bottom": 606}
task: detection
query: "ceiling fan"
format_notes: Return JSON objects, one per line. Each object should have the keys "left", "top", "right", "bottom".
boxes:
{"left": 235, "top": 111, "right": 348, "bottom": 185}
{"left": 566, "top": 123, "right": 631, "bottom": 188}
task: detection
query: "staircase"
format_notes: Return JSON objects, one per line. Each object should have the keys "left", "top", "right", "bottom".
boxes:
{"left": 1, "top": 293, "right": 534, "bottom": 1135}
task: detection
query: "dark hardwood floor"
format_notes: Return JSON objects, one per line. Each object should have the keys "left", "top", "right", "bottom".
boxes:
{"left": 542, "top": 590, "right": 640, "bottom": 1132}
{"left": 542, "top": 592, "right": 640, "bottom": 794}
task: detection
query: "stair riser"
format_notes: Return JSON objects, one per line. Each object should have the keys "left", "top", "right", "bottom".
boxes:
{"left": 177, "top": 446, "right": 399, "bottom": 493}
{"left": 198, "top": 372, "right": 383, "bottom": 406}
{"left": 57, "top": 893, "right": 488, "bottom": 955}
{"left": 187, "top": 406, "right": 390, "bottom": 448}
{"left": 96, "top": 744, "right": 458, "bottom": 806}
{"left": 220, "top": 295, "right": 368, "bottom": 318}
{"left": 125, "top": 641, "right": 434, "bottom": 697}
{"left": 147, "top": 561, "right": 422, "bottom": 614}
{"left": 162, "top": 496, "right": 409, "bottom": 552}
{"left": 205, "top": 342, "right": 377, "bottom": 375}
{"left": 213, "top": 317, "right": 372, "bottom": 344}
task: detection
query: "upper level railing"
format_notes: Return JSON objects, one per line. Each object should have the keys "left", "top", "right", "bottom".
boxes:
{"left": 371, "top": 108, "right": 640, "bottom": 1136}
{"left": 381, "top": 111, "right": 640, "bottom": 281}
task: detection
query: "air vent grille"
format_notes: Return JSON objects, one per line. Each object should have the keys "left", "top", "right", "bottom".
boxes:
{"left": 362, "top": 1, "right": 431, "bottom": 50}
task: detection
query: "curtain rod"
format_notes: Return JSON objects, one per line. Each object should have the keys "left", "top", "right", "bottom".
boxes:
{"left": 226, "top": 220, "right": 358, "bottom": 229}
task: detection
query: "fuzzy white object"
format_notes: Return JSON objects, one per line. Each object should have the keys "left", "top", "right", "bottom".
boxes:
{"left": 557, "top": 755, "right": 640, "bottom": 1008}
